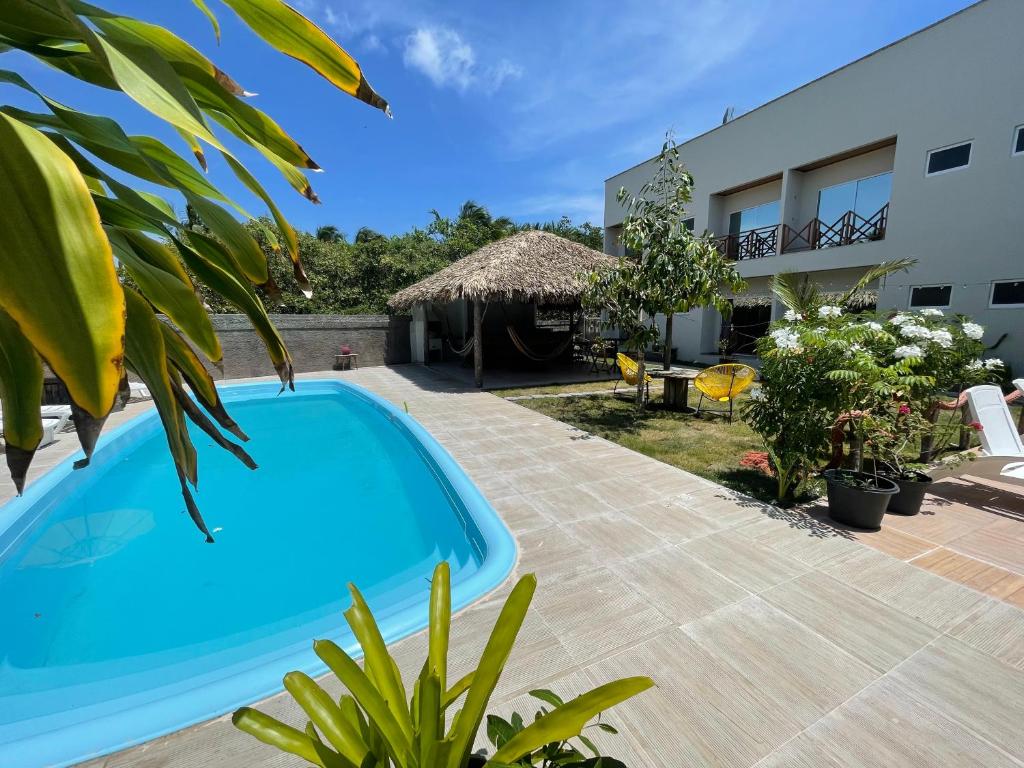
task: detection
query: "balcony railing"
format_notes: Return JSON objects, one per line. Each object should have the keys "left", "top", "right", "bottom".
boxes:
{"left": 781, "top": 203, "right": 889, "bottom": 253}
{"left": 713, "top": 224, "right": 779, "bottom": 261}
{"left": 712, "top": 203, "right": 889, "bottom": 261}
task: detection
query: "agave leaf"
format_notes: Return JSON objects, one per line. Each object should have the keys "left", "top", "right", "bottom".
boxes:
{"left": 282, "top": 671, "right": 372, "bottom": 764}
{"left": 486, "top": 678, "right": 654, "bottom": 766}
{"left": 173, "top": 231, "right": 293, "bottom": 388}
{"left": 175, "top": 126, "right": 207, "bottom": 170}
{"left": 220, "top": 151, "right": 309, "bottom": 296}
{"left": 344, "top": 584, "right": 413, "bottom": 736}
{"left": 219, "top": 0, "right": 389, "bottom": 114}
{"left": 89, "top": 29, "right": 226, "bottom": 153}
{"left": 446, "top": 574, "right": 537, "bottom": 768}
{"left": 106, "top": 228, "right": 221, "bottom": 362}
{"left": 0, "top": 308, "right": 44, "bottom": 491}
{"left": 443, "top": 670, "right": 474, "bottom": 710}
{"left": 0, "top": 112, "right": 124, "bottom": 418}
{"left": 184, "top": 194, "right": 269, "bottom": 285}
{"left": 190, "top": 0, "right": 220, "bottom": 42}
{"left": 209, "top": 108, "right": 320, "bottom": 199}
{"left": 232, "top": 707, "right": 324, "bottom": 767}
{"left": 159, "top": 324, "right": 246, "bottom": 440}
{"left": 314, "top": 639, "right": 413, "bottom": 766}
{"left": 122, "top": 287, "right": 214, "bottom": 541}
{"left": 429, "top": 561, "right": 451, "bottom": 695}
{"left": 168, "top": 371, "right": 256, "bottom": 470}
{"left": 417, "top": 670, "right": 442, "bottom": 765}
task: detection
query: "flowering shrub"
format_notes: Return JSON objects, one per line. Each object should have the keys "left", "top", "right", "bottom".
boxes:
{"left": 744, "top": 303, "right": 1003, "bottom": 500}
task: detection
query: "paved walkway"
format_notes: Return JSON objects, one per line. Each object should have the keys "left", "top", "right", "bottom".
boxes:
{"left": 6, "top": 366, "right": 1024, "bottom": 767}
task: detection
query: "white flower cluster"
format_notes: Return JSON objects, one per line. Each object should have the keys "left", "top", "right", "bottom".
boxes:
{"left": 966, "top": 359, "right": 983, "bottom": 371}
{"left": 783, "top": 310, "right": 803, "bottom": 322}
{"left": 890, "top": 313, "right": 912, "bottom": 326}
{"left": 899, "top": 323, "right": 932, "bottom": 340}
{"left": 930, "top": 329, "right": 953, "bottom": 348}
{"left": 749, "top": 387, "right": 765, "bottom": 401}
{"left": 818, "top": 305, "right": 843, "bottom": 318}
{"left": 920, "top": 308, "right": 944, "bottom": 317}
{"left": 770, "top": 327, "right": 802, "bottom": 351}
{"left": 962, "top": 322, "right": 984, "bottom": 340}
{"left": 865, "top": 321, "right": 883, "bottom": 332}
{"left": 894, "top": 344, "right": 924, "bottom": 360}
{"left": 984, "top": 358, "right": 1004, "bottom": 370}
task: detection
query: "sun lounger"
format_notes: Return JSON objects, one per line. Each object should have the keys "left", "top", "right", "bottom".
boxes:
{"left": 931, "top": 385, "right": 1024, "bottom": 483}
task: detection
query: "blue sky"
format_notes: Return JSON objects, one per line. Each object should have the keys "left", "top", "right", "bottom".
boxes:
{"left": 7, "top": 0, "right": 975, "bottom": 236}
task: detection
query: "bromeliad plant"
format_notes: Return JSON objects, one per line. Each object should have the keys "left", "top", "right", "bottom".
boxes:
{"left": 233, "top": 562, "right": 653, "bottom": 767}
{"left": 0, "top": 1, "right": 389, "bottom": 540}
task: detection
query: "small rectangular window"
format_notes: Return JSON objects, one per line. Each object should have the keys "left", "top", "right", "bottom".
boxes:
{"left": 1014, "top": 126, "right": 1024, "bottom": 156}
{"left": 682, "top": 217, "right": 695, "bottom": 232}
{"left": 926, "top": 141, "right": 972, "bottom": 176}
{"left": 910, "top": 285, "right": 952, "bottom": 308}
{"left": 991, "top": 280, "right": 1024, "bottom": 307}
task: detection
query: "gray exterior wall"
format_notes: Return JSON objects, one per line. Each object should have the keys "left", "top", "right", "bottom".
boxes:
{"left": 204, "top": 314, "right": 399, "bottom": 379}
{"left": 604, "top": 0, "right": 1024, "bottom": 371}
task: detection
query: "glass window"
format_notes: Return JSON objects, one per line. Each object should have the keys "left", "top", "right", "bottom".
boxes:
{"left": 682, "top": 217, "right": 695, "bottom": 232}
{"left": 991, "top": 280, "right": 1024, "bottom": 306}
{"left": 926, "top": 142, "right": 972, "bottom": 175}
{"left": 817, "top": 172, "right": 892, "bottom": 224}
{"left": 1014, "top": 126, "right": 1024, "bottom": 156}
{"left": 728, "top": 200, "right": 779, "bottom": 234}
{"left": 910, "top": 285, "right": 952, "bottom": 308}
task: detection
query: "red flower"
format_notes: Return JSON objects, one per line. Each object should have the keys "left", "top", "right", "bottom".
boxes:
{"left": 969, "top": 421, "right": 984, "bottom": 431}
{"left": 898, "top": 404, "right": 911, "bottom": 415}
{"left": 739, "top": 451, "right": 774, "bottom": 477}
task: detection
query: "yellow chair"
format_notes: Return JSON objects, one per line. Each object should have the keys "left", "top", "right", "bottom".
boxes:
{"left": 614, "top": 353, "right": 652, "bottom": 402}
{"left": 694, "top": 364, "right": 756, "bottom": 422}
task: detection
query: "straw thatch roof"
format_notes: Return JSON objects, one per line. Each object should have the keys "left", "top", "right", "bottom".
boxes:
{"left": 388, "top": 230, "right": 616, "bottom": 312}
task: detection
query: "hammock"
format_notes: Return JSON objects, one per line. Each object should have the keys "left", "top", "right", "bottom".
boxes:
{"left": 429, "top": 303, "right": 487, "bottom": 358}
{"left": 506, "top": 324, "right": 578, "bottom": 362}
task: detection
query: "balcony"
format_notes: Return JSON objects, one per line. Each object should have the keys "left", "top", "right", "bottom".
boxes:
{"left": 781, "top": 203, "right": 889, "bottom": 253}
{"left": 713, "top": 203, "right": 889, "bottom": 261}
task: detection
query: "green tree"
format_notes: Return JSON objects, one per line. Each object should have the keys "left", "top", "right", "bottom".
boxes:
{"left": 315, "top": 224, "right": 345, "bottom": 243}
{"left": 0, "top": 0, "right": 388, "bottom": 539}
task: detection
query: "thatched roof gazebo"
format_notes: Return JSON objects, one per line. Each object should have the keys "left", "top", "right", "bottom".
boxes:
{"left": 388, "top": 230, "right": 616, "bottom": 387}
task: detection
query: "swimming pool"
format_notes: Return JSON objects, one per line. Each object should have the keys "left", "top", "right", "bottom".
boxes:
{"left": 0, "top": 379, "right": 515, "bottom": 767}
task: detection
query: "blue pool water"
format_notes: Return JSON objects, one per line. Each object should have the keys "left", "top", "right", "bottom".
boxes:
{"left": 0, "top": 380, "right": 515, "bottom": 767}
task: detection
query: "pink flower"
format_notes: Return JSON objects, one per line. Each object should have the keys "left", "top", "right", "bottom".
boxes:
{"left": 969, "top": 421, "right": 984, "bottom": 431}
{"left": 898, "top": 404, "right": 911, "bottom": 415}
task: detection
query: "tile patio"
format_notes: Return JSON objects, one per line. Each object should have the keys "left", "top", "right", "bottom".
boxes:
{"left": 4, "top": 365, "right": 1024, "bottom": 768}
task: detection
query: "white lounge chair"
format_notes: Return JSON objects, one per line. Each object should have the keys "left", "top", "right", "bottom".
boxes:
{"left": 128, "top": 381, "right": 151, "bottom": 400}
{"left": 931, "top": 385, "right": 1024, "bottom": 483}
{"left": 0, "top": 405, "right": 70, "bottom": 449}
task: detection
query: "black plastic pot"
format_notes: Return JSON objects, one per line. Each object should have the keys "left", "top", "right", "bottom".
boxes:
{"left": 884, "top": 471, "right": 933, "bottom": 516}
{"left": 823, "top": 469, "right": 899, "bottom": 530}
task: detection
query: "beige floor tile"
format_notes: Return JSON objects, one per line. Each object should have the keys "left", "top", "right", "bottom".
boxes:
{"left": 681, "top": 528, "right": 811, "bottom": 592}
{"left": 489, "top": 494, "right": 552, "bottom": 533}
{"left": 531, "top": 566, "right": 674, "bottom": 666}
{"left": 756, "top": 676, "right": 1021, "bottom": 768}
{"left": 563, "top": 515, "right": 669, "bottom": 560}
{"left": 515, "top": 524, "right": 602, "bottom": 581}
{"left": 948, "top": 517, "right": 1024, "bottom": 574}
{"left": 947, "top": 599, "right": 1024, "bottom": 670}
{"left": 683, "top": 598, "right": 879, "bottom": 726}
{"left": 761, "top": 572, "right": 939, "bottom": 672}
{"left": 615, "top": 546, "right": 750, "bottom": 625}
{"left": 733, "top": 513, "right": 865, "bottom": 568}
{"left": 889, "top": 636, "right": 1024, "bottom": 760}
{"left": 822, "top": 548, "right": 989, "bottom": 631}
{"left": 585, "top": 628, "right": 808, "bottom": 768}
{"left": 622, "top": 498, "right": 729, "bottom": 543}
{"left": 911, "top": 546, "right": 1024, "bottom": 604}
{"left": 522, "top": 484, "right": 618, "bottom": 523}
{"left": 501, "top": 466, "right": 571, "bottom": 495}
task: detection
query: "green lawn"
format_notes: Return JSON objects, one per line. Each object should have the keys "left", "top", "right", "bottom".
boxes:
{"left": 495, "top": 384, "right": 1021, "bottom": 505}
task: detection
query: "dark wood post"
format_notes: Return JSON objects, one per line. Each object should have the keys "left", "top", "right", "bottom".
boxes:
{"left": 473, "top": 300, "right": 484, "bottom": 388}
{"left": 663, "top": 313, "right": 673, "bottom": 371}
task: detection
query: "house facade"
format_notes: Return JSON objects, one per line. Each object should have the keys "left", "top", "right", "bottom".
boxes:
{"left": 603, "top": 0, "right": 1024, "bottom": 373}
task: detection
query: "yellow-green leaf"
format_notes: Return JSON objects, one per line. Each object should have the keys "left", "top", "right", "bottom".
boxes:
{"left": 0, "top": 308, "right": 44, "bottom": 491}
{"left": 0, "top": 112, "right": 124, "bottom": 418}
{"left": 219, "top": 0, "right": 389, "bottom": 114}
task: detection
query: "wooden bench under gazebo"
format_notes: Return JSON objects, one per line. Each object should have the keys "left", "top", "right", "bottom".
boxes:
{"left": 387, "top": 231, "right": 616, "bottom": 388}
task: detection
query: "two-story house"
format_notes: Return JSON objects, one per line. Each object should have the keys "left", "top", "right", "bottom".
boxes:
{"left": 604, "top": 0, "right": 1023, "bottom": 372}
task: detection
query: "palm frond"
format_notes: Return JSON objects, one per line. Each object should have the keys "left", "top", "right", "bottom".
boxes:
{"left": 840, "top": 258, "right": 916, "bottom": 305}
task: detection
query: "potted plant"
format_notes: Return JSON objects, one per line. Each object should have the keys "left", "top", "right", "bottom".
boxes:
{"left": 863, "top": 404, "right": 933, "bottom": 516}
{"left": 822, "top": 468, "right": 899, "bottom": 529}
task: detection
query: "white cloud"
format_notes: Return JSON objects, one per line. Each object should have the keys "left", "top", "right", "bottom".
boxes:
{"left": 402, "top": 26, "right": 521, "bottom": 93}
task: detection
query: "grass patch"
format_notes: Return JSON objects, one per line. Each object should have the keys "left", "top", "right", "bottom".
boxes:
{"left": 493, "top": 379, "right": 661, "bottom": 399}
{"left": 509, "top": 389, "right": 777, "bottom": 501}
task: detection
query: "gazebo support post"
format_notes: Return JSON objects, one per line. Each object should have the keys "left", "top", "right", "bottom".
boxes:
{"left": 473, "top": 300, "right": 484, "bottom": 388}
